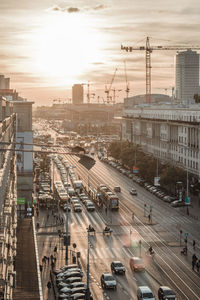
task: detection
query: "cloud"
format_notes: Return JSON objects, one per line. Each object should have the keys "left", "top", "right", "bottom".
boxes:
{"left": 93, "top": 5, "right": 105, "bottom": 10}
{"left": 67, "top": 7, "right": 80, "bottom": 13}
{"left": 48, "top": 3, "right": 106, "bottom": 14}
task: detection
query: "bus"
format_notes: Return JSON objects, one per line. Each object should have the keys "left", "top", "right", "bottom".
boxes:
{"left": 97, "top": 184, "right": 119, "bottom": 210}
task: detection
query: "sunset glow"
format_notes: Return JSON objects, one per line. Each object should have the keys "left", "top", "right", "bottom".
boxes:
{"left": 31, "top": 13, "right": 106, "bottom": 84}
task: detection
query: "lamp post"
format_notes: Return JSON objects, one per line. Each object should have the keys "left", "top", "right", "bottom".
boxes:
{"left": 65, "top": 166, "right": 70, "bottom": 264}
{"left": 86, "top": 230, "right": 90, "bottom": 300}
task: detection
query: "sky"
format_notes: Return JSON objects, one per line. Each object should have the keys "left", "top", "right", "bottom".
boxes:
{"left": 1, "top": 0, "right": 200, "bottom": 105}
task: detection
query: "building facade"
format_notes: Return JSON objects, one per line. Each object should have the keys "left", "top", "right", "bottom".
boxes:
{"left": 13, "top": 100, "right": 34, "bottom": 210}
{"left": 122, "top": 103, "right": 200, "bottom": 176}
{"left": 0, "top": 97, "right": 17, "bottom": 299}
{"left": 72, "top": 84, "right": 84, "bottom": 105}
{"left": 175, "top": 50, "right": 199, "bottom": 103}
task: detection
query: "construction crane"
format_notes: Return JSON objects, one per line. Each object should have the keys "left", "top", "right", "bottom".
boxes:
{"left": 105, "top": 68, "right": 118, "bottom": 103}
{"left": 81, "top": 82, "right": 94, "bottom": 104}
{"left": 111, "top": 88, "right": 122, "bottom": 104}
{"left": 124, "top": 61, "right": 130, "bottom": 98}
{"left": 121, "top": 36, "right": 200, "bottom": 104}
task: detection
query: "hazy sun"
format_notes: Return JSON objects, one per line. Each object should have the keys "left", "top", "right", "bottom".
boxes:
{"left": 32, "top": 13, "right": 105, "bottom": 84}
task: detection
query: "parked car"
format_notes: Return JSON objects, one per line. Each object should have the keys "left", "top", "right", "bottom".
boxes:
{"left": 100, "top": 272, "right": 117, "bottom": 289}
{"left": 171, "top": 200, "right": 188, "bottom": 207}
{"left": 111, "top": 261, "right": 125, "bottom": 274}
{"left": 114, "top": 186, "right": 121, "bottom": 192}
{"left": 158, "top": 286, "right": 176, "bottom": 300}
{"left": 130, "top": 188, "right": 137, "bottom": 196}
{"left": 130, "top": 257, "right": 145, "bottom": 272}
{"left": 137, "top": 286, "right": 155, "bottom": 300}
{"left": 163, "top": 196, "right": 177, "bottom": 203}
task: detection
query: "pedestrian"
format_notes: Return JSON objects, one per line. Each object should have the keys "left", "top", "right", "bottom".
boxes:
{"left": 193, "top": 240, "right": 196, "bottom": 250}
{"left": 184, "top": 237, "right": 187, "bottom": 245}
{"left": 192, "top": 253, "right": 197, "bottom": 270}
{"left": 54, "top": 245, "right": 57, "bottom": 253}
{"left": 36, "top": 210, "right": 39, "bottom": 218}
{"left": 47, "top": 280, "right": 51, "bottom": 290}
{"left": 40, "top": 264, "right": 43, "bottom": 272}
{"left": 47, "top": 256, "right": 49, "bottom": 264}
{"left": 51, "top": 261, "right": 55, "bottom": 270}
{"left": 148, "top": 214, "right": 151, "bottom": 223}
{"left": 54, "top": 256, "right": 57, "bottom": 264}
{"left": 192, "top": 259, "right": 196, "bottom": 270}
{"left": 50, "top": 254, "right": 54, "bottom": 262}
{"left": 196, "top": 259, "right": 200, "bottom": 272}
{"left": 42, "top": 257, "right": 46, "bottom": 265}
{"left": 61, "top": 217, "right": 64, "bottom": 225}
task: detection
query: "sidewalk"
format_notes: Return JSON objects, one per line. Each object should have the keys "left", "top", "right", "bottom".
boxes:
{"left": 36, "top": 207, "right": 69, "bottom": 300}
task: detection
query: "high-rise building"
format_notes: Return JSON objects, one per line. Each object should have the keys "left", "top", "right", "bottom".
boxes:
{"left": 175, "top": 50, "right": 199, "bottom": 103}
{"left": 72, "top": 84, "right": 84, "bottom": 105}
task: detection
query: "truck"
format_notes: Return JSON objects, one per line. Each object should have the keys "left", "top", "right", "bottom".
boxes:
{"left": 72, "top": 180, "right": 83, "bottom": 194}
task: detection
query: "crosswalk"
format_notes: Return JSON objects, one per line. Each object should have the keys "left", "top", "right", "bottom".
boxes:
{"left": 78, "top": 245, "right": 131, "bottom": 261}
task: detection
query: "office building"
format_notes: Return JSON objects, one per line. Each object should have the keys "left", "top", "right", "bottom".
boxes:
{"left": 175, "top": 50, "right": 199, "bottom": 103}
{"left": 72, "top": 84, "right": 84, "bottom": 105}
{"left": 0, "top": 97, "right": 17, "bottom": 299}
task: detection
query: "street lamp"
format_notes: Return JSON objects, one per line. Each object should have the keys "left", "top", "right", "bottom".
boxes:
{"left": 86, "top": 229, "right": 91, "bottom": 300}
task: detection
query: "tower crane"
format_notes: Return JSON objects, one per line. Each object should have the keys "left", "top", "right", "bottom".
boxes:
{"left": 121, "top": 36, "right": 200, "bottom": 104}
{"left": 81, "top": 82, "right": 94, "bottom": 104}
{"left": 105, "top": 68, "right": 118, "bottom": 103}
{"left": 111, "top": 88, "right": 122, "bottom": 104}
{"left": 124, "top": 61, "right": 130, "bottom": 98}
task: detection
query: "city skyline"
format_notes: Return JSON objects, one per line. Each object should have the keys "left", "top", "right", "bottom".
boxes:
{"left": 1, "top": 0, "right": 200, "bottom": 105}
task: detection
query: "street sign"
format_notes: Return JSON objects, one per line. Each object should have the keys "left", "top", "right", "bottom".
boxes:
{"left": 185, "top": 196, "right": 190, "bottom": 204}
{"left": 133, "top": 166, "right": 139, "bottom": 174}
{"left": 17, "top": 197, "right": 26, "bottom": 205}
{"left": 185, "top": 232, "right": 189, "bottom": 237}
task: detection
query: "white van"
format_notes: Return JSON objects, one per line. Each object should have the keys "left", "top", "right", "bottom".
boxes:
{"left": 137, "top": 286, "right": 155, "bottom": 300}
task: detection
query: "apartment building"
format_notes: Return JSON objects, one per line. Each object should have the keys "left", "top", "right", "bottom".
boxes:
{"left": 0, "top": 97, "right": 17, "bottom": 299}
{"left": 122, "top": 102, "right": 200, "bottom": 176}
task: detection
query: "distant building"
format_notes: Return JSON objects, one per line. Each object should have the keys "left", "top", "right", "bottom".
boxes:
{"left": 175, "top": 50, "right": 199, "bottom": 103}
{"left": 0, "top": 74, "right": 10, "bottom": 89}
{"left": 72, "top": 84, "right": 83, "bottom": 105}
{"left": 13, "top": 99, "right": 34, "bottom": 211}
{"left": 124, "top": 94, "right": 172, "bottom": 108}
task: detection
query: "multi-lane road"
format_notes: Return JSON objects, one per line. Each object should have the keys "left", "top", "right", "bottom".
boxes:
{"left": 61, "top": 152, "right": 200, "bottom": 300}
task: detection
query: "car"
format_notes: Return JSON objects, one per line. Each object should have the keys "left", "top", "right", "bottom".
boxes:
{"left": 158, "top": 286, "right": 176, "bottom": 300}
{"left": 170, "top": 200, "right": 189, "bottom": 207}
{"left": 130, "top": 257, "right": 145, "bottom": 272}
{"left": 100, "top": 272, "right": 117, "bottom": 289}
{"left": 111, "top": 261, "right": 125, "bottom": 274}
{"left": 86, "top": 201, "right": 95, "bottom": 211}
{"left": 74, "top": 204, "right": 82, "bottom": 212}
{"left": 65, "top": 277, "right": 82, "bottom": 285}
{"left": 54, "top": 264, "right": 79, "bottom": 275}
{"left": 63, "top": 204, "right": 71, "bottom": 212}
{"left": 130, "top": 188, "right": 137, "bottom": 196}
{"left": 57, "top": 271, "right": 83, "bottom": 280}
{"left": 163, "top": 196, "right": 177, "bottom": 203}
{"left": 137, "top": 286, "right": 155, "bottom": 300}
{"left": 114, "top": 186, "right": 121, "bottom": 192}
